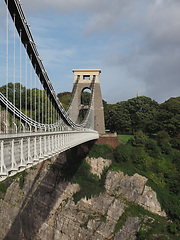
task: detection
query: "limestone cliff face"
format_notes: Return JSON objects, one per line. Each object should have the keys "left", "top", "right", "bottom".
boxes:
{"left": 0, "top": 150, "right": 166, "bottom": 240}
{"left": 105, "top": 170, "right": 166, "bottom": 217}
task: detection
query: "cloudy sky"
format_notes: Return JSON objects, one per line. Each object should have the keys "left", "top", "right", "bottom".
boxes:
{"left": 1, "top": 0, "right": 180, "bottom": 103}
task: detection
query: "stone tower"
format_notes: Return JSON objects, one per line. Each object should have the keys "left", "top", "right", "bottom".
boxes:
{"left": 69, "top": 69, "right": 105, "bottom": 135}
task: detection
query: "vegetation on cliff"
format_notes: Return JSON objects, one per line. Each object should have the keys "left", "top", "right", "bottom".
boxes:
{"left": 0, "top": 85, "right": 180, "bottom": 238}
{"left": 87, "top": 141, "right": 180, "bottom": 238}
{"left": 113, "top": 131, "right": 180, "bottom": 223}
{"left": 48, "top": 135, "right": 180, "bottom": 238}
{"left": 57, "top": 146, "right": 110, "bottom": 203}
{"left": 60, "top": 141, "right": 180, "bottom": 239}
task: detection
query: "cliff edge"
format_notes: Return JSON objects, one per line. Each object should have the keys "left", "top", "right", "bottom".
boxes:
{"left": 0, "top": 147, "right": 167, "bottom": 240}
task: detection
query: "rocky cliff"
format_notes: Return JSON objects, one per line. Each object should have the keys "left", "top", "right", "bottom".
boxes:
{"left": 0, "top": 145, "right": 166, "bottom": 240}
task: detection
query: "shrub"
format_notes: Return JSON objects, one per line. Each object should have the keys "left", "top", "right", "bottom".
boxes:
{"left": 158, "top": 140, "right": 172, "bottom": 154}
{"left": 129, "top": 130, "right": 148, "bottom": 147}
{"left": 136, "top": 230, "right": 146, "bottom": 240}
{"left": 0, "top": 182, "right": 8, "bottom": 194}
{"left": 147, "top": 180, "right": 180, "bottom": 221}
{"left": 88, "top": 144, "right": 114, "bottom": 160}
{"left": 171, "top": 150, "right": 180, "bottom": 170}
{"left": 156, "top": 130, "right": 171, "bottom": 143}
{"left": 168, "top": 222, "right": 178, "bottom": 234}
{"left": 131, "top": 147, "right": 147, "bottom": 165}
{"left": 113, "top": 144, "right": 132, "bottom": 163}
{"left": 171, "top": 134, "right": 180, "bottom": 150}
{"left": 145, "top": 138, "right": 161, "bottom": 158}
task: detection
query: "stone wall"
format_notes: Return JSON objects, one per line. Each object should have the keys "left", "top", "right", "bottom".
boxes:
{"left": 95, "top": 133, "right": 119, "bottom": 148}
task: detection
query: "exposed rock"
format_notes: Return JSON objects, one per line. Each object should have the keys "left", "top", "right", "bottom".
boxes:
{"left": 105, "top": 170, "right": 147, "bottom": 202}
{"left": 77, "top": 193, "right": 115, "bottom": 215}
{"left": 0, "top": 152, "right": 166, "bottom": 240}
{"left": 106, "top": 199, "right": 126, "bottom": 221}
{"left": 135, "top": 185, "right": 166, "bottom": 217}
{"left": 86, "top": 157, "right": 111, "bottom": 178}
{"left": 105, "top": 170, "right": 166, "bottom": 217}
{"left": 114, "top": 217, "right": 140, "bottom": 240}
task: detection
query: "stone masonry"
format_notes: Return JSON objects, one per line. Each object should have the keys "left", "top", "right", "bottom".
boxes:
{"left": 69, "top": 69, "right": 105, "bottom": 135}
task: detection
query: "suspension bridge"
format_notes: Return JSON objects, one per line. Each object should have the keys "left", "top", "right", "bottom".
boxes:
{"left": 0, "top": 0, "right": 105, "bottom": 181}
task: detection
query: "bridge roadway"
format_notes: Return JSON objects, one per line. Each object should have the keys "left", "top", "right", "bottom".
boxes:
{"left": 0, "top": 130, "right": 99, "bottom": 182}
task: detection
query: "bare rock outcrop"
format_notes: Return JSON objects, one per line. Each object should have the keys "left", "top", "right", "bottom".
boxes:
{"left": 105, "top": 170, "right": 166, "bottom": 217}
{"left": 86, "top": 157, "right": 111, "bottom": 178}
{"left": 114, "top": 217, "right": 140, "bottom": 240}
{"left": 0, "top": 153, "right": 166, "bottom": 240}
{"left": 135, "top": 185, "right": 166, "bottom": 217}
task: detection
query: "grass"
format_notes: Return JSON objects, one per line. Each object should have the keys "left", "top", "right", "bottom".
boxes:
{"left": 0, "top": 182, "right": 9, "bottom": 199}
{"left": 47, "top": 145, "right": 110, "bottom": 204}
{"left": 88, "top": 144, "right": 114, "bottom": 160}
{"left": 118, "top": 134, "right": 134, "bottom": 143}
{"left": 110, "top": 160, "right": 137, "bottom": 176}
{"left": 71, "top": 159, "right": 108, "bottom": 203}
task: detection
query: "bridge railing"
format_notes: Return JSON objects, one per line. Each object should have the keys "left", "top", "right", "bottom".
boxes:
{"left": 0, "top": 130, "right": 99, "bottom": 182}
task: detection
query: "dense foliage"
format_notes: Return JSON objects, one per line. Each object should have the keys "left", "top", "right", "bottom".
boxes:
{"left": 113, "top": 130, "right": 180, "bottom": 226}
{"left": 2, "top": 83, "right": 179, "bottom": 137}
{"left": 105, "top": 96, "right": 180, "bottom": 136}
{"left": 69, "top": 142, "right": 180, "bottom": 238}
{"left": 57, "top": 91, "right": 71, "bottom": 110}
{"left": 0, "top": 83, "right": 52, "bottom": 123}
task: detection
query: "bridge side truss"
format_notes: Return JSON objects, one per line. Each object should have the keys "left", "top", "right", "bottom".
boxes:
{"left": 0, "top": 130, "right": 98, "bottom": 181}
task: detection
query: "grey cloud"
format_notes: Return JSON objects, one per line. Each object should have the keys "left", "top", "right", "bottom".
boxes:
{"left": 22, "top": 0, "right": 140, "bottom": 34}
{"left": 102, "top": 0, "right": 180, "bottom": 102}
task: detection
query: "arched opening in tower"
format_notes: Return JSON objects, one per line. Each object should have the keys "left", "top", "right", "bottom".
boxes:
{"left": 79, "top": 88, "right": 91, "bottom": 123}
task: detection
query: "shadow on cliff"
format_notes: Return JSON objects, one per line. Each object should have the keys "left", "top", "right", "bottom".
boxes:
{"left": 4, "top": 142, "right": 93, "bottom": 240}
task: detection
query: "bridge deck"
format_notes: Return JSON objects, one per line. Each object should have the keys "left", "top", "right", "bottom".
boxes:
{"left": 0, "top": 130, "right": 99, "bottom": 182}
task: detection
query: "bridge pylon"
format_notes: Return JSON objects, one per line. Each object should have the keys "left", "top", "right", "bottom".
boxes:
{"left": 69, "top": 69, "right": 105, "bottom": 135}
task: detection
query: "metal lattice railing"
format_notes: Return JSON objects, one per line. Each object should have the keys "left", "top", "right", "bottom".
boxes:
{"left": 0, "top": 130, "right": 99, "bottom": 182}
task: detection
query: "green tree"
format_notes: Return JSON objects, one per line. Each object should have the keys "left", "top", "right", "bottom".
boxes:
{"left": 129, "top": 130, "right": 148, "bottom": 147}
{"left": 113, "top": 144, "right": 132, "bottom": 163}
{"left": 57, "top": 91, "right": 71, "bottom": 110}
{"left": 145, "top": 138, "right": 161, "bottom": 158}
{"left": 81, "top": 91, "right": 91, "bottom": 105}
{"left": 104, "top": 96, "right": 159, "bottom": 134}
{"left": 155, "top": 98, "right": 180, "bottom": 136}
{"left": 105, "top": 101, "right": 131, "bottom": 133}
{"left": 171, "top": 134, "right": 180, "bottom": 151}
{"left": 127, "top": 96, "right": 159, "bottom": 133}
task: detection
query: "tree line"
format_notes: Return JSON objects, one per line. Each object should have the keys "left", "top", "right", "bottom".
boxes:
{"left": 0, "top": 83, "right": 56, "bottom": 124}
{"left": 104, "top": 96, "right": 180, "bottom": 137}
{"left": 1, "top": 84, "right": 179, "bottom": 137}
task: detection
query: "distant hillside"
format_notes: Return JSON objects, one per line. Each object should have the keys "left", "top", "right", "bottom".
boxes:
{"left": 57, "top": 92, "right": 72, "bottom": 110}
